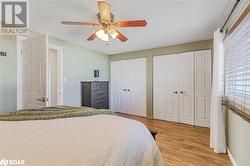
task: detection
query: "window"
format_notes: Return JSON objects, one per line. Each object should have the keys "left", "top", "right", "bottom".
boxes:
{"left": 224, "top": 12, "right": 250, "bottom": 122}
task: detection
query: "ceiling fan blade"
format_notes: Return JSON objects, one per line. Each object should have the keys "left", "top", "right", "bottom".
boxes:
{"left": 61, "top": 21, "right": 99, "bottom": 26}
{"left": 87, "top": 32, "right": 97, "bottom": 41}
{"left": 116, "top": 31, "right": 128, "bottom": 42}
{"left": 98, "top": 1, "right": 111, "bottom": 20}
{"left": 116, "top": 20, "right": 147, "bottom": 27}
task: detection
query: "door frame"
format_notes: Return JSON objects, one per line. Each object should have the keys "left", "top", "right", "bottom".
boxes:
{"left": 48, "top": 44, "right": 64, "bottom": 106}
{"left": 16, "top": 35, "right": 26, "bottom": 110}
{"left": 16, "top": 36, "right": 64, "bottom": 109}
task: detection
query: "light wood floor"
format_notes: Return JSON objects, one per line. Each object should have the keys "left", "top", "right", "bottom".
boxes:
{"left": 117, "top": 113, "right": 231, "bottom": 166}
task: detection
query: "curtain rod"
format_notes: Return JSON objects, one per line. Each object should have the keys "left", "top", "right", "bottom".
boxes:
{"left": 220, "top": 0, "right": 241, "bottom": 33}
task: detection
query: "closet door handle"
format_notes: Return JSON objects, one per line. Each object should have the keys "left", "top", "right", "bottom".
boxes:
{"left": 36, "top": 97, "right": 48, "bottom": 102}
{"left": 173, "top": 91, "right": 178, "bottom": 94}
{"left": 127, "top": 89, "right": 130, "bottom": 92}
{"left": 123, "top": 89, "right": 127, "bottom": 91}
{"left": 180, "top": 91, "right": 184, "bottom": 94}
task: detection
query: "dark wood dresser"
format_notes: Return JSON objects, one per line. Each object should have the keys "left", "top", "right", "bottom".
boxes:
{"left": 81, "top": 81, "right": 109, "bottom": 109}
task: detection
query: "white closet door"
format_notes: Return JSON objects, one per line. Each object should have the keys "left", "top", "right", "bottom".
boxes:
{"left": 110, "top": 60, "right": 126, "bottom": 113}
{"left": 110, "top": 58, "right": 146, "bottom": 117}
{"left": 179, "top": 52, "right": 195, "bottom": 125}
{"left": 195, "top": 50, "right": 211, "bottom": 127}
{"left": 153, "top": 54, "right": 180, "bottom": 122}
{"left": 126, "top": 58, "right": 146, "bottom": 116}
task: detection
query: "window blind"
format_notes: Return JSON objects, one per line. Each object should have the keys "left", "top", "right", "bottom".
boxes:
{"left": 224, "top": 12, "right": 250, "bottom": 122}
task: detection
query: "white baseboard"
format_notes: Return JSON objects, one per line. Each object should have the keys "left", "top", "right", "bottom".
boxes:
{"left": 227, "top": 148, "right": 238, "bottom": 166}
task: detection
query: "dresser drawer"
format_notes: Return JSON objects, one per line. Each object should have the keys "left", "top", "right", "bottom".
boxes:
{"left": 93, "top": 103, "right": 108, "bottom": 109}
{"left": 92, "top": 82, "right": 108, "bottom": 90}
{"left": 92, "top": 98, "right": 108, "bottom": 109}
{"left": 92, "top": 89, "right": 108, "bottom": 99}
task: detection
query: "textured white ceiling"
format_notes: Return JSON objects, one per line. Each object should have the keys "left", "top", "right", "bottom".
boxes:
{"left": 30, "top": 0, "right": 234, "bottom": 54}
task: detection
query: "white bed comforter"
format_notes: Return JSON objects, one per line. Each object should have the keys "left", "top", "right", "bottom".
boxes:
{"left": 0, "top": 115, "right": 163, "bottom": 166}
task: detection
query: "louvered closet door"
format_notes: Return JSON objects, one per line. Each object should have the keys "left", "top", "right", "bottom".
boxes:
{"left": 110, "top": 58, "right": 146, "bottom": 116}
{"left": 153, "top": 54, "right": 180, "bottom": 122}
{"left": 179, "top": 52, "right": 195, "bottom": 125}
{"left": 194, "top": 50, "right": 211, "bottom": 127}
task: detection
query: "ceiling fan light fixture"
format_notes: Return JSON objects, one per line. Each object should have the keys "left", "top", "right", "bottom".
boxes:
{"left": 62, "top": 1, "right": 147, "bottom": 42}
{"left": 95, "top": 29, "right": 109, "bottom": 41}
{"left": 111, "top": 31, "right": 118, "bottom": 39}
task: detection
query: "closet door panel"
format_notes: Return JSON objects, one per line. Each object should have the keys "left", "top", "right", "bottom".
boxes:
{"left": 153, "top": 54, "right": 179, "bottom": 122}
{"left": 164, "top": 56, "right": 180, "bottom": 122}
{"left": 195, "top": 50, "right": 211, "bottom": 127}
{"left": 165, "top": 92, "right": 179, "bottom": 122}
{"left": 153, "top": 50, "right": 211, "bottom": 127}
{"left": 179, "top": 52, "right": 195, "bottom": 125}
{"left": 110, "top": 60, "right": 126, "bottom": 112}
{"left": 154, "top": 93, "right": 165, "bottom": 119}
{"left": 126, "top": 58, "right": 146, "bottom": 116}
{"left": 111, "top": 58, "right": 146, "bottom": 116}
{"left": 153, "top": 67, "right": 165, "bottom": 119}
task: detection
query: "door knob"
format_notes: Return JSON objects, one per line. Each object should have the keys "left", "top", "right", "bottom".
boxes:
{"left": 36, "top": 97, "right": 48, "bottom": 102}
{"left": 180, "top": 91, "right": 184, "bottom": 94}
{"left": 173, "top": 91, "right": 178, "bottom": 94}
{"left": 123, "top": 89, "right": 127, "bottom": 91}
{"left": 127, "top": 89, "right": 130, "bottom": 92}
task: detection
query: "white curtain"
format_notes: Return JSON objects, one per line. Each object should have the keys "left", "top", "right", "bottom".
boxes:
{"left": 210, "top": 28, "right": 227, "bottom": 153}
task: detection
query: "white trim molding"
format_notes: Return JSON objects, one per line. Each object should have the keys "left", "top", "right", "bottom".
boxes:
{"left": 227, "top": 148, "right": 238, "bottom": 166}
{"left": 16, "top": 35, "right": 27, "bottom": 110}
{"left": 48, "top": 44, "right": 64, "bottom": 105}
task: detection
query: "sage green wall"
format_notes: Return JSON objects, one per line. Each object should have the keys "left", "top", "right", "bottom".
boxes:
{"left": 0, "top": 36, "right": 17, "bottom": 113}
{"left": 0, "top": 35, "right": 109, "bottom": 114}
{"left": 110, "top": 39, "right": 213, "bottom": 118}
{"left": 224, "top": 1, "right": 250, "bottom": 166}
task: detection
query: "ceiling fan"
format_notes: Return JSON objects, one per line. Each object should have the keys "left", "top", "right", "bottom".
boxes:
{"left": 61, "top": 0, "right": 147, "bottom": 42}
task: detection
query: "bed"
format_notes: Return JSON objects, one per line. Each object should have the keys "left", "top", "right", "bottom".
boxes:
{"left": 0, "top": 106, "right": 163, "bottom": 166}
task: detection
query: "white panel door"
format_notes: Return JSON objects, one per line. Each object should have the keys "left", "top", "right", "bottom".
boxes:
{"left": 22, "top": 35, "right": 48, "bottom": 109}
{"left": 127, "top": 58, "right": 146, "bottom": 116}
{"left": 153, "top": 54, "right": 180, "bottom": 122}
{"left": 195, "top": 50, "right": 211, "bottom": 127}
{"left": 110, "top": 58, "right": 146, "bottom": 116}
{"left": 179, "top": 52, "right": 195, "bottom": 125}
{"left": 110, "top": 60, "right": 126, "bottom": 112}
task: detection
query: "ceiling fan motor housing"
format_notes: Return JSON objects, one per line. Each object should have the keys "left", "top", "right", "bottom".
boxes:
{"left": 97, "top": 13, "right": 115, "bottom": 33}
{"left": 97, "top": 13, "right": 114, "bottom": 24}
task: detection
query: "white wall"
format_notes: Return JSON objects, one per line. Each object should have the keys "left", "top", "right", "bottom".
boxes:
{"left": 0, "top": 36, "right": 17, "bottom": 113}
{"left": 0, "top": 35, "right": 109, "bottom": 114}
{"left": 48, "top": 37, "right": 109, "bottom": 106}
